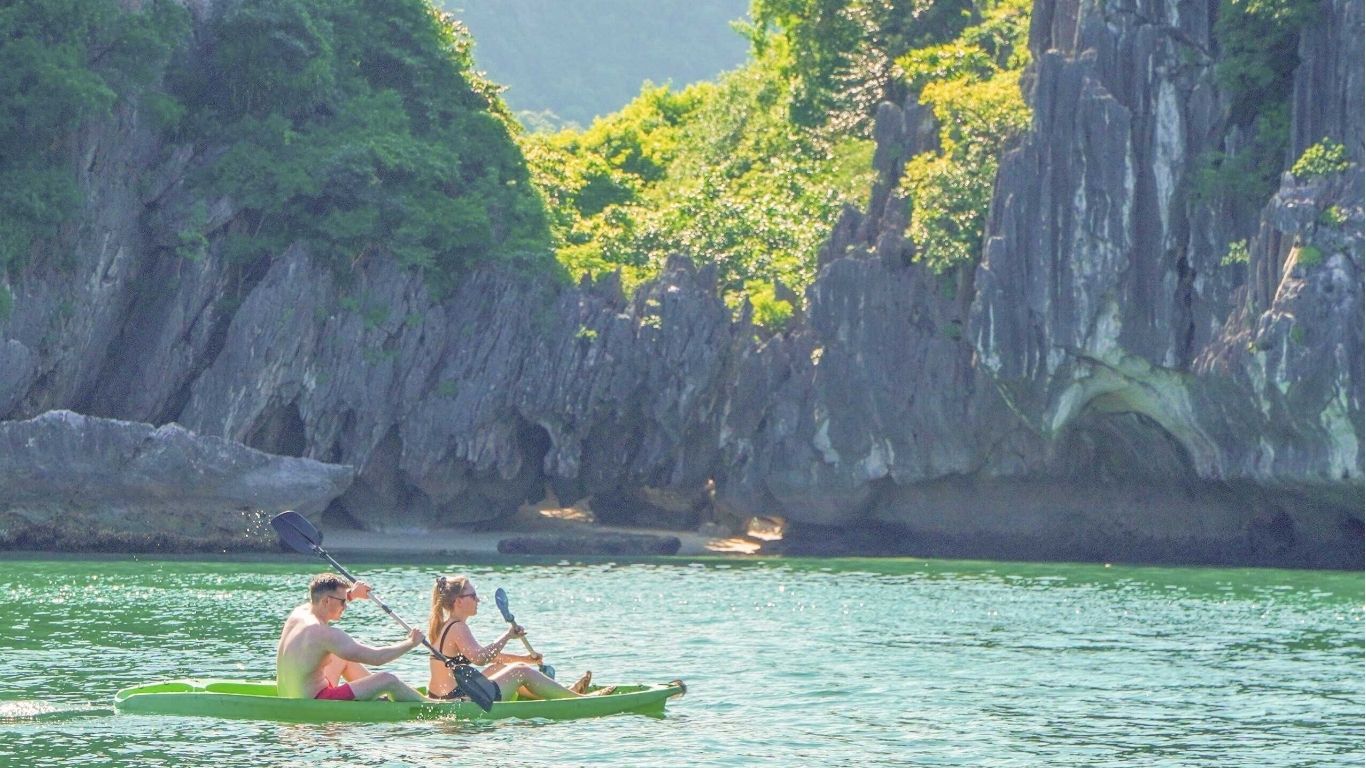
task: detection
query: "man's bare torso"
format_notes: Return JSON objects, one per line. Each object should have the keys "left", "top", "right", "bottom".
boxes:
{"left": 276, "top": 604, "right": 344, "bottom": 698}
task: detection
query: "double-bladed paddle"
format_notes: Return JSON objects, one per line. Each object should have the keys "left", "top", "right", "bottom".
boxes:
{"left": 270, "top": 510, "right": 499, "bottom": 711}
{"left": 493, "top": 587, "right": 555, "bottom": 679}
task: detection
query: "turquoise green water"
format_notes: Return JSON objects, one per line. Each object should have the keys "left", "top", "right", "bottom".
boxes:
{"left": 0, "top": 556, "right": 1360, "bottom": 767}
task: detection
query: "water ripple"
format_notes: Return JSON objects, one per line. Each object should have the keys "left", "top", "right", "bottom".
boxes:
{"left": 0, "top": 558, "right": 1358, "bottom": 767}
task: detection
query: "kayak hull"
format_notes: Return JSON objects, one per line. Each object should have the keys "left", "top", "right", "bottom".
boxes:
{"left": 113, "top": 679, "right": 684, "bottom": 723}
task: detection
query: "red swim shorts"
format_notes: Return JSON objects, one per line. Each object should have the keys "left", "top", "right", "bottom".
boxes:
{"left": 314, "top": 682, "right": 356, "bottom": 701}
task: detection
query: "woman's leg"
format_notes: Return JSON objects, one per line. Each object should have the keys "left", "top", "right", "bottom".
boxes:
{"left": 478, "top": 662, "right": 532, "bottom": 699}
{"left": 487, "top": 664, "right": 581, "bottom": 700}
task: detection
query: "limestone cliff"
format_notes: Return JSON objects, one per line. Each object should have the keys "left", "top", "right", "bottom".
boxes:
{"left": 0, "top": 0, "right": 1359, "bottom": 565}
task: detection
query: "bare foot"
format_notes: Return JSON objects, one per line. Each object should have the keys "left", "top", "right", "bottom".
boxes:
{"left": 588, "top": 685, "right": 618, "bottom": 696}
{"left": 569, "top": 671, "right": 592, "bottom": 694}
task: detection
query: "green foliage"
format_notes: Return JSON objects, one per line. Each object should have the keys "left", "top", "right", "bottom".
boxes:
{"left": 1214, "top": 0, "right": 1317, "bottom": 127}
{"left": 748, "top": 0, "right": 976, "bottom": 131}
{"left": 174, "top": 0, "right": 555, "bottom": 289}
{"left": 1220, "top": 239, "right": 1250, "bottom": 266}
{"left": 1319, "top": 205, "right": 1348, "bottom": 227}
{"left": 898, "top": 0, "right": 1031, "bottom": 273}
{"left": 1295, "top": 244, "right": 1323, "bottom": 268}
{"left": 745, "top": 280, "right": 795, "bottom": 329}
{"left": 522, "top": 0, "right": 1029, "bottom": 303}
{"left": 897, "top": 0, "right": 1028, "bottom": 90}
{"left": 1195, "top": 0, "right": 1318, "bottom": 212}
{"left": 0, "top": 0, "right": 188, "bottom": 273}
{"left": 1292, "top": 139, "right": 1352, "bottom": 179}
{"left": 1192, "top": 103, "right": 1290, "bottom": 209}
{"left": 525, "top": 47, "right": 876, "bottom": 302}
{"left": 176, "top": 202, "right": 210, "bottom": 262}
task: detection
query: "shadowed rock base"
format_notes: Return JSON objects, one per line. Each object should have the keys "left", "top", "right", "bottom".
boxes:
{"left": 771, "top": 478, "right": 1363, "bottom": 569}
{"left": 497, "top": 532, "right": 682, "bottom": 556}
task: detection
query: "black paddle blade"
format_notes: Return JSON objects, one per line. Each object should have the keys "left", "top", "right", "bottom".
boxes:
{"left": 494, "top": 588, "right": 515, "bottom": 624}
{"left": 451, "top": 663, "right": 500, "bottom": 711}
{"left": 270, "top": 510, "right": 323, "bottom": 554}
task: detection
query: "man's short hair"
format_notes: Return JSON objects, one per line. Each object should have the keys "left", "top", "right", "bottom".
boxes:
{"left": 309, "top": 573, "right": 349, "bottom": 602}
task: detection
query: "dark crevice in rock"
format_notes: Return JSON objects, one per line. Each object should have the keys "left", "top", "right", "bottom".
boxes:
{"left": 244, "top": 399, "right": 307, "bottom": 458}
{"left": 770, "top": 519, "right": 918, "bottom": 556}
{"left": 852, "top": 476, "right": 1361, "bottom": 568}
{"left": 156, "top": 252, "right": 274, "bottom": 426}
{"left": 1054, "top": 409, "right": 1199, "bottom": 483}
{"left": 322, "top": 497, "right": 363, "bottom": 531}
{"left": 336, "top": 425, "right": 407, "bottom": 528}
{"left": 1174, "top": 253, "right": 1197, "bottom": 368}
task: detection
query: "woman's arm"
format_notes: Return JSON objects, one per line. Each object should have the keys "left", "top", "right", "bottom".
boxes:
{"left": 493, "top": 651, "right": 539, "bottom": 665}
{"left": 441, "top": 622, "right": 517, "bottom": 666}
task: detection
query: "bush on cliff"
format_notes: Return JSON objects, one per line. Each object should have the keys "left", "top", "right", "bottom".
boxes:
{"left": 896, "top": 0, "right": 1031, "bottom": 274}
{"left": 1194, "top": 0, "right": 1319, "bottom": 215}
{"left": 523, "top": 48, "right": 876, "bottom": 319}
{"left": 172, "top": 0, "right": 555, "bottom": 290}
{"left": 1291, "top": 139, "right": 1352, "bottom": 179}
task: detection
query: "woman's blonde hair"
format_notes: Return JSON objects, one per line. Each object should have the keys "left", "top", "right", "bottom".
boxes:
{"left": 428, "top": 574, "right": 469, "bottom": 649}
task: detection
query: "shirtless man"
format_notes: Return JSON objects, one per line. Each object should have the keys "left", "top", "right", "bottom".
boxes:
{"left": 275, "top": 573, "right": 431, "bottom": 701}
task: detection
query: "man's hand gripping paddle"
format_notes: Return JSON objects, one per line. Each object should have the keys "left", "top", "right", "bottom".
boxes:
{"left": 270, "top": 510, "right": 499, "bottom": 711}
{"left": 494, "top": 588, "right": 555, "bottom": 679}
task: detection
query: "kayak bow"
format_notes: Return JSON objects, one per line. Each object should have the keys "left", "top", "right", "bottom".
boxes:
{"left": 114, "top": 679, "right": 685, "bottom": 723}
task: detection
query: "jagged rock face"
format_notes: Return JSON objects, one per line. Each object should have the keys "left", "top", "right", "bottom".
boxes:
{"left": 715, "top": 255, "right": 1022, "bottom": 527}
{"left": 0, "top": 410, "right": 352, "bottom": 550}
{"left": 0, "top": 0, "right": 1359, "bottom": 565}
{"left": 969, "top": 0, "right": 1363, "bottom": 506}
{"left": 2, "top": 99, "right": 178, "bottom": 420}
{"left": 973, "top": 0, "right": 1232, "bottom": 391}
{"left": 165, "top": 248, "right": 738, "bottom": 530}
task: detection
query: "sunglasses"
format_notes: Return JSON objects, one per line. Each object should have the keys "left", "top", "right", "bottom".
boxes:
{"left": 458, "top": 591, "right": 479, "bottom": 601}
{"left": 324, "top": 594, "right": 350, "bottom": 608}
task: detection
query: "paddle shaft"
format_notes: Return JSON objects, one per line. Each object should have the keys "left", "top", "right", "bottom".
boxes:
{"left": 513, "top": 631, "right": 539, "bottom": 658}
{"left": 304, "top": 543, "right": 467, "bottom": 666}
{"left": 494, "top": 588, "right": 555, "bottom": 677}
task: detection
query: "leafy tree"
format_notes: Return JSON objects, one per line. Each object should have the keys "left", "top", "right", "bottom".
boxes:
{"left": 523, "top": 47, "right": 876, "bottom": 316}
{"left": 1193, "top": 0, "right": 1320, "bottom": 214}
{"left": 897, "top": 0, "right": 1030, "bottom": 273}
{"left": 746, "top": 0, "right": 976, "bottom": 131}
{"left": 0, "top": 0, "right": 187, "bottom": 274}
{"left": 174, "top": 0, "right": 554, "bottom": 289}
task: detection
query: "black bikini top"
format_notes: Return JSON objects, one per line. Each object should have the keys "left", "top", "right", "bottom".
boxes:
{"left": 429, "top": 620, "right": 462, "bottom": 660}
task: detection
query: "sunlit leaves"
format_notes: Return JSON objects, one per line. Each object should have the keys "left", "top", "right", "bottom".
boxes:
{"left": 522, "top": 48, "right": 874, "bottom": 308}
{"left": 898, "top": 0, "right": 1030, "bottom": 273}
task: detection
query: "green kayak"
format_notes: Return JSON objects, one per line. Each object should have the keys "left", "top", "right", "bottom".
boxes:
{"left": 114, "top": 678, "right": 685, "bottom": 723}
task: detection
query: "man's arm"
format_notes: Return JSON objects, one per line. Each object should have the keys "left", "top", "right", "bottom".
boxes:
{"left": 321, "top": 626, "right": 421, "bottom": 667}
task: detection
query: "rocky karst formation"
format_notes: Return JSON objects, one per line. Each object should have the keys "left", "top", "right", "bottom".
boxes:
{"left": 0, "top": 0, "right": 1359, "bottom": 565}
{"left": 0, "top": 410, "right": 351, "bottom": 550}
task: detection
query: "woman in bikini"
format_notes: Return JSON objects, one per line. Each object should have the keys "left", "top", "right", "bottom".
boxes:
{"left": 426, "top": 574, "right": 614, "bottom": 700}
